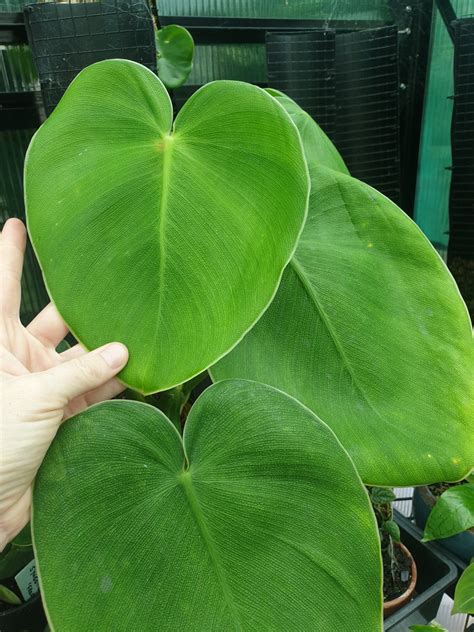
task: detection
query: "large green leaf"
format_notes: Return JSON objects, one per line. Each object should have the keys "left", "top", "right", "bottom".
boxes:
{"left": 453, "top": 562, "right": 474, "bottom": 614}
{"left": 33, "top": 381, "right": 382, "bottom": 631}
{"left": 25, "top": 60, "right": 308, "bottom": 394}
{"left": 212, "top": 94, "right": 474, "bottom": 486}
{"left": 423, "top": 483, "right": 474, "bottom": 541}
{"left": 156, "top": 25, "right": 194, "bottom": 89}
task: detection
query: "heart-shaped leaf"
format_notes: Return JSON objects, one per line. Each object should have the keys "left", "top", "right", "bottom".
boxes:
{"left": 25, "top": 60, "right": 308, "bottom": 393}
{"left": 156, "top": 24, "right": 194, "bottom": 88}
{"left": 453, "top": 562, "right": 474, "bottom": 614}
{"left": 423, "top": 483, "right": 474, "bottom": 541}
{"left": 33, "top": 381, "right": 382, "bottom": 631}
{"left": 212, "top": 93, "right": 474, "bottom": 486}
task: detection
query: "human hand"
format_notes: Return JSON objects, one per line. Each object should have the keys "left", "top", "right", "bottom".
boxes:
{"left": 0, "top": 219, "right": 128, "bottom": 549}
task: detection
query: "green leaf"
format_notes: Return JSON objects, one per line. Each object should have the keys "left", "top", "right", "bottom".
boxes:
{"left": 383, "top": 520, "right": 401, "bottom": 543}
{"left": 25, "top": 60, "right": 308, "bottom": 394}
{"left": 156, "top": 25, "right": 194, "bottom": 89}
{"left": 265, "top": 89, "right": 350, "bottom": 176}
{"left": 212, "top": 93, "right": 474, "bottom": 486}
{"left": 33, "top": 381, "right": 382, "bottom": 631}
{"left": 0, "top": 584, "right": 22, "bottom": 605}
{"left": 452, "top": 561, "right": 474, "bottom": 614}
{"left": 423, "top": 483, "right": 474, "bottom": 541}
{"left": 370, "top": 487, "right": 397, "bottom": 504}
{"left": 149, "top": 371, "right": 207, "bottom": 428}
{"left": 55, "top": 339, "right": 70, "bottom": 354}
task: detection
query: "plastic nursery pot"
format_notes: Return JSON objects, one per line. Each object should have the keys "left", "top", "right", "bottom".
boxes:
{"left": 413, "top": 485, "right": 474, "bottom": 563}
{"left": 383, "top": 542, "right": 417, "bottom": 618}
{"left": 0, "top": 592, "right": 47, "bottom": 632}
{"left": 384, "top": 513, "right": 458, "bottom": 630}
{"left": 24, "top": 0, "right": 157, "bottom": 115}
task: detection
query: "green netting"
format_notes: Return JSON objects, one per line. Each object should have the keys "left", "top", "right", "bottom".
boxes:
{"left": 0, "top": 45, "right": 38, "bottom": 93}
{"left": 187, "top": 43, "right": 266, "bottom": 84}
{"left": 0, "top": 0, "right": 30, "bottom": 11}
{"left": 175, "top": 1, "right": 392, "bottom": 90}
{"left": 414, "top": 0, "right": 474, "bottom": 257}
{"left": 157, "top": 0, "right": 391, "bottom": 20}
{"left": 0, "top": 130, "right": 49, "bottom": 323}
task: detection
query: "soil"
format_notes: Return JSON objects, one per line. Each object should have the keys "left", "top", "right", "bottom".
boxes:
{"left": 428, "top": 480, "right": 466, "bottom": 498}
{"left": 0, "top": 575, "right": 23, "bottom": 613}
{"left": 382, "top": 538, "right": 413, "bottom": 602}
{"left": 372, "top": 501, "right": 413, "bottom": 602}
{"left": 449, "top": 257, "right": 474, "bottom": 321}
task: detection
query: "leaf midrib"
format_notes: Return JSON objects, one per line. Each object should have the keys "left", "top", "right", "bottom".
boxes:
{"left": 144, "top": 136, "right": 174, "bottom": 388}
{"left": 289, "top": 255, "right": 388, "bottom": 428}
{"left": 179, "top": 470, "right": 242, "bottom": 631}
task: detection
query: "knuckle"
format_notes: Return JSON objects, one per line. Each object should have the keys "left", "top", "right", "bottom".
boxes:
{"left": 75, "top": 356, "right": 104, "bottom": 384}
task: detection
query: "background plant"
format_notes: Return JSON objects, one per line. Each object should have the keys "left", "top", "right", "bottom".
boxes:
{"left": 421, "top": 476, "right": 474, "bottom": 616}
{"left": 156, "top": 24, "right": 194, "bottom": 89}
{"left": 212, "top": 90, "right": 474, "bottom": 488}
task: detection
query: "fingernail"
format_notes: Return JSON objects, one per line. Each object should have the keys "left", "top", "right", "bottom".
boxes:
{"left": 99, "top": 343, "right": 128, "bottom": 369}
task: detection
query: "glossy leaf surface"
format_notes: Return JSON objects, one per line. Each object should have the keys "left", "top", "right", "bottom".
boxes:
{"left": 33, "top": 381, "right": 382, "bottom": 631}
{"left": 423, "top": 483, "right": 474, "bottom": 541}
{"left": 212, "top": 94, "right": 474, "bottom": 486}
{"left": 25, "top": 60, "right": 308, "bottom": 393}
{"left": 453, "top": 562, "right": 474, "bottom": 614}
{"left": 156, "top": 25, "right": 194, "bottom": 88}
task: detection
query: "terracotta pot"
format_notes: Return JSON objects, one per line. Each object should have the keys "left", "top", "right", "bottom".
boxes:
{"left": 383, "top": 542, "right": 417, "bottom": 618}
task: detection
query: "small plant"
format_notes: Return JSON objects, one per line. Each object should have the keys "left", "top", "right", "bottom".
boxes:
{"left": 22, "top": 60, "right": 473, "bottom": 630}
{"left": 369, "top": 488, "right": 412, "bottom": 603}
{"left": 156, "top": 24, "right": 194, "bottom": 89}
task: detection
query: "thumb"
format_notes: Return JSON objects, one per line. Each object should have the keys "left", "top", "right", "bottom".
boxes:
{"left": 42, "top": 343, "right": 128, "bottom": 403}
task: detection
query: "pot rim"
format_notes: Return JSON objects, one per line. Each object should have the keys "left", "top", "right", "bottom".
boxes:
{"left": 383, "top": 541, "right": 417, "bottom": 611}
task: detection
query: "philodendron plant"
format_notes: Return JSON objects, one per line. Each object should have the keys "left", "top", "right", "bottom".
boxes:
{"left": 421, "top": 476, "right": 474, "bottom": 615}
{"left": 24, "top": 59, "right": 473, "bottom": 630}
{"left": 155, "top": 24, "right": 194, "bottom": 89}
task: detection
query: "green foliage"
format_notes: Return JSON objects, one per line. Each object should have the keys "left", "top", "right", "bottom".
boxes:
{"left": 370, "top": 487, "right": 397, "bottom": 505}
{"left": 0, "top": 524, "right": 33, "bottom": 580}
{"left": 409, "top": 623, "right": 448, "bottom": 631}
{"left": 382, "top": 520, "right": 401, "bottom": 544}
{"left": 156, "top": 25, "right": 194, "bottom": 88}
{"left": 33, "top": 381, "right": 382, "bottom": 631}
{"left": 0, "top": 584, "right": 21, "bottom": 605}
{"left": 212, "top": 91, "right": 474, "bottom": 487}
{"left": 423, "top": 483, "right": 474, "bottom": 542}
{"left": 25, "top": 60, "right": 308, "bottom": 394}
{"left": 452, "top": 561, "right": 474, "bottom": 614}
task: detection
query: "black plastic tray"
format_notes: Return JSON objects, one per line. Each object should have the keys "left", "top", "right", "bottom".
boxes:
{"left": 384, "top": 512, "right": 458, "bottom": 630}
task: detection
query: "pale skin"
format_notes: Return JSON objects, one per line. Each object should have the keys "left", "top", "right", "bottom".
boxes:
{"left": 0, "top": 218, "right": 129, "bottom": 550}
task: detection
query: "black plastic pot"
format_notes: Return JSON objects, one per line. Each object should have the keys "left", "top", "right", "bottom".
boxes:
{"left": 24, "top": 0, "right": 156, "bottom": 115}
{"left": 384, "top": 512, "right": 458, "bottom": 630}
{"left": 413, "top": 485, "right": 474, "bottom": 563}
{"left": 0, "top": 592, "right": 47, "bottom": 632}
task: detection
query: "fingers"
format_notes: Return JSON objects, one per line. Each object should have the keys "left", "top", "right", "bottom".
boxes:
{"left": 0, "top": 219, "right": 26, "bottom": 319}
{"left": 27, "top": 303, "right": 69, "bottom": 348}
{"left": 59, "top": 343, "right": 85, "bottom": 362}
{"left": 39, "top": 342, "right": 128, "bottom": 403}
{"left": 0, "top": 346, "right": 28, "bottom": 376}
{"left": 83, "top": 377, "right": 126, "bottom": 407}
